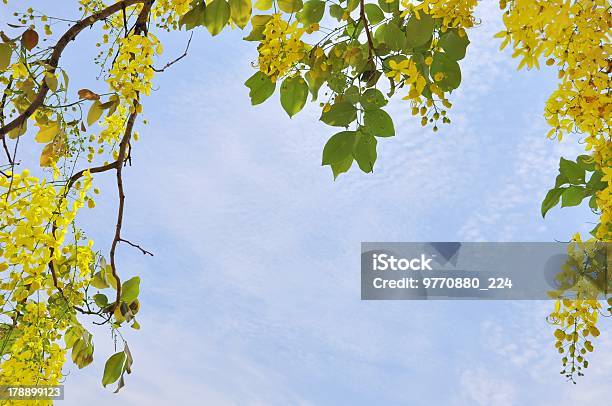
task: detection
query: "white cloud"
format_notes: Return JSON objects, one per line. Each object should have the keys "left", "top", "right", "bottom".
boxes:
{"left": 459, "top": 367, "right": 516, "bottom": 406}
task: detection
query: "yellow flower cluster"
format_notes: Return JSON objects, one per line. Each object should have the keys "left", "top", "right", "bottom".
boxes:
{"left": 153, "top": 0, "right": 192, "bottom": 29}
{"left": 496, "top": 0, "right": 611, "bottom": 241}
{"left": 402, "top": 0, "right": 478, "bottom": 29}
{"left": 107, "top": 34, "right": 162, "bottom": 107}
{"left": 0, "top": 303, "right": 66, "bottom": 397}
{"left": 78, "top": 0, "right": 106, "bottom": 14}
{"left": 595, "top": 146, "right": 611, "bottom": 240}
{"left": 0, "top": 171, "right": 91, "bottom": 277}
{"left": 99, "top": 104, "right": 130, "bottom": 146}
{"left": 550, "top": 298, "right": 602, "bottom": 379}
{"left": 258, "top": 14, "right": 307, "bottom": 81}
{"left": 0, "top": 170, "right": 95, "bottom": 388}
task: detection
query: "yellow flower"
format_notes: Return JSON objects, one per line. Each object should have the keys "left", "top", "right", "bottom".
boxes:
{"left": 386, "top": 59, "right": 418, "bottom": 83}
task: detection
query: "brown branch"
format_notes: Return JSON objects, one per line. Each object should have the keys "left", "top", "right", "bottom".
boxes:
{"left": 1, "top": 77, "right": 14, "bottom": 165}
{"left": 119, "top": 238, "right": 154, "bottom": 256}
{"left": 109, "top": 110, "right": 137, "bottom": 308}
{"left": 0, "top": 0, "right": 145, "bottom": 139}
{"left": 66, "top": 160, "right": 120, "bottom": 190}
{"left": 359, "top": 0, "right": 376, "bottom": 61}
{"left": 107, "top": 0, "right": 154, "bottom": 309}
{"left": 152, "top": 32, "right": 192, "bottom": 73}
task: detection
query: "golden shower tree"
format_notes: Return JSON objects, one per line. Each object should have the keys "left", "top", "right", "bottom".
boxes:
{"left": 0, "top": 0, "right": 609, "bottom": 396}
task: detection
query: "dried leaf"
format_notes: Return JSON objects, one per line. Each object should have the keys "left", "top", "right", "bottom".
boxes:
{"left": 78, "top": 88, "right": 100, "bottom": 100}
{"left": 22, "top": 29, "right": 39, "bottom": 51}
{"left": 39, "top": 142, "right": 54, "bottom": 167}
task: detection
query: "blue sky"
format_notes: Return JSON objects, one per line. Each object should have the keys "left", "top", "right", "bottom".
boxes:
{"left": 1, "top": 1, "right": 611, "bottom": 405}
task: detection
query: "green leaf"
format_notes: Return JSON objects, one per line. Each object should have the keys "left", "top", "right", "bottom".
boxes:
{"left": 327, "top": 73, "right": 349, "bottom": 93}
{"left": 561, "top": 186, "right": 586, "bottom": 207}
{"left": 589, "top": 195, "right": 598, "bottom": 210}
{"left": 360, "top": 88, "right": 387, "bottom": 110}
{"left": 377, "top": 0, "right": 398, "bottom": 13}
{"left": 331, "top": 156, "right": 353, "bottom": 179}
{"left": 44, "top": 72, "right": 58, "bottom": 92}
{"left": 102, "top": 265, "right": 118, "bottom": 290}
{"left": 586, "top": 170, "right": 606, "bottom": 194}
{"left": 554, "top": 173, "right": 569, "bottom": 187}
{"left": 541, "top": 187, "right": 564, "bottom": 217}
{"left": 344, "top": 85, "right": 361, "bottom": 104}
{"left": 64, "top": 326, "right": 80, "bottom": 349}
{"left": 90, "top": 271, "right": 109, "bottom": 289}
{"left": 305, "top": 70, "right": 324, "bottom": 100}
{"left": 298, "top": 0, "right": 325, "bottom": 25}
{"left": 71, "top": 333, "right": 94, "bottom": 369}
{"left": 278, "top": 0, "right": 303, "bottom": 13}
{"left": 405, "top": 13, "right": 434, "bottom": 48}
{"left": 320, "top": 102, "right": 357, "bottom": 127}
{"left": 430, "top": 52, "right": 461, "bottom": 91}
{"left": 559, "top": 157, "right": 585, "bottom": 184}
{"left": 254, "top": 0, "right": 272, "bottom": 10}
{"left": 364, "top": 4, "right": 384, "bottom": 25}
{"left": 87, "top": 100, "right": 104, "bottom": 126}
{"left": 229, "top": 0, "right": 252, "bottom": 29}
{"left": 120, "top": 276, "right": 140, "bottom": 303}
{"left": 0, "top": 43, "right": 11, "bottom": 71}
{"left": 204, "top": 0, "right": 231, "bottom": 36}
{"left": 576, "top": 155, "right": 595, "bottom": 171}
{"left": 93, "top": 293, "right": 109, "bottom": 308}
{"left": 102, "top": 351, "right": 126, "bottom": 387}
{"left": 179, "top": 1, "right": 206, "bottom": 30}
{"left": 329, "top": 4, "right": 344, "bottom": 20}
{"left": 245, "top": 71, "right": 275, "bottom": 105}
{"left": 345, "top": 20, "right": 365, "bottom": 39}
{"left": 353, "top": 131, "right": 377, "bottom": 173}
{"left": 322, "top": 131, "right": 356, "bottom": 165}
{"left": 280, "top": 75, "right": 308, "bottom": 117}
{"left": 438, "top": 29, "right": 470, "bottom": 60}
{"left": 244, "top": 15, "right": 272, "bottom": 41}
{"left": 346, "top": 0, "right": 360, "bottom": 12}
{"left": 383, "top": 23, "right": 405, "bottom": 51}
{"left": 364, "top": 108, "right": 394, "bottom": 137}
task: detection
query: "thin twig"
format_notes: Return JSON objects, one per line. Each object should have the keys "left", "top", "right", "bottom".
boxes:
{"left": 119, "top": 238, "right": 154, "bottom": 256}
{"left": 152, "top": 32, "right": 193, "bottom": 72}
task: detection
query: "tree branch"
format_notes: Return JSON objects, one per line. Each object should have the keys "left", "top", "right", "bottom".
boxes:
{"left": 119, "top": 238, "right": 154, "bottom": 256}
{"left": 107, "top": 0, "right": 154, "bottom": 310}
{"left": 152, "top": 32, "right": 192, "bottom": 73}
{"left": 109, "top": 110, "right": 137, "bottom": 307}
{"left": 1, "top": 77, "right": 14, "bottom": 165}
{"left": 66, "top": 160, "right": 120, "bottom": 190}
{"left": 359, "top": 0, "right": 375, "bottom": 61}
